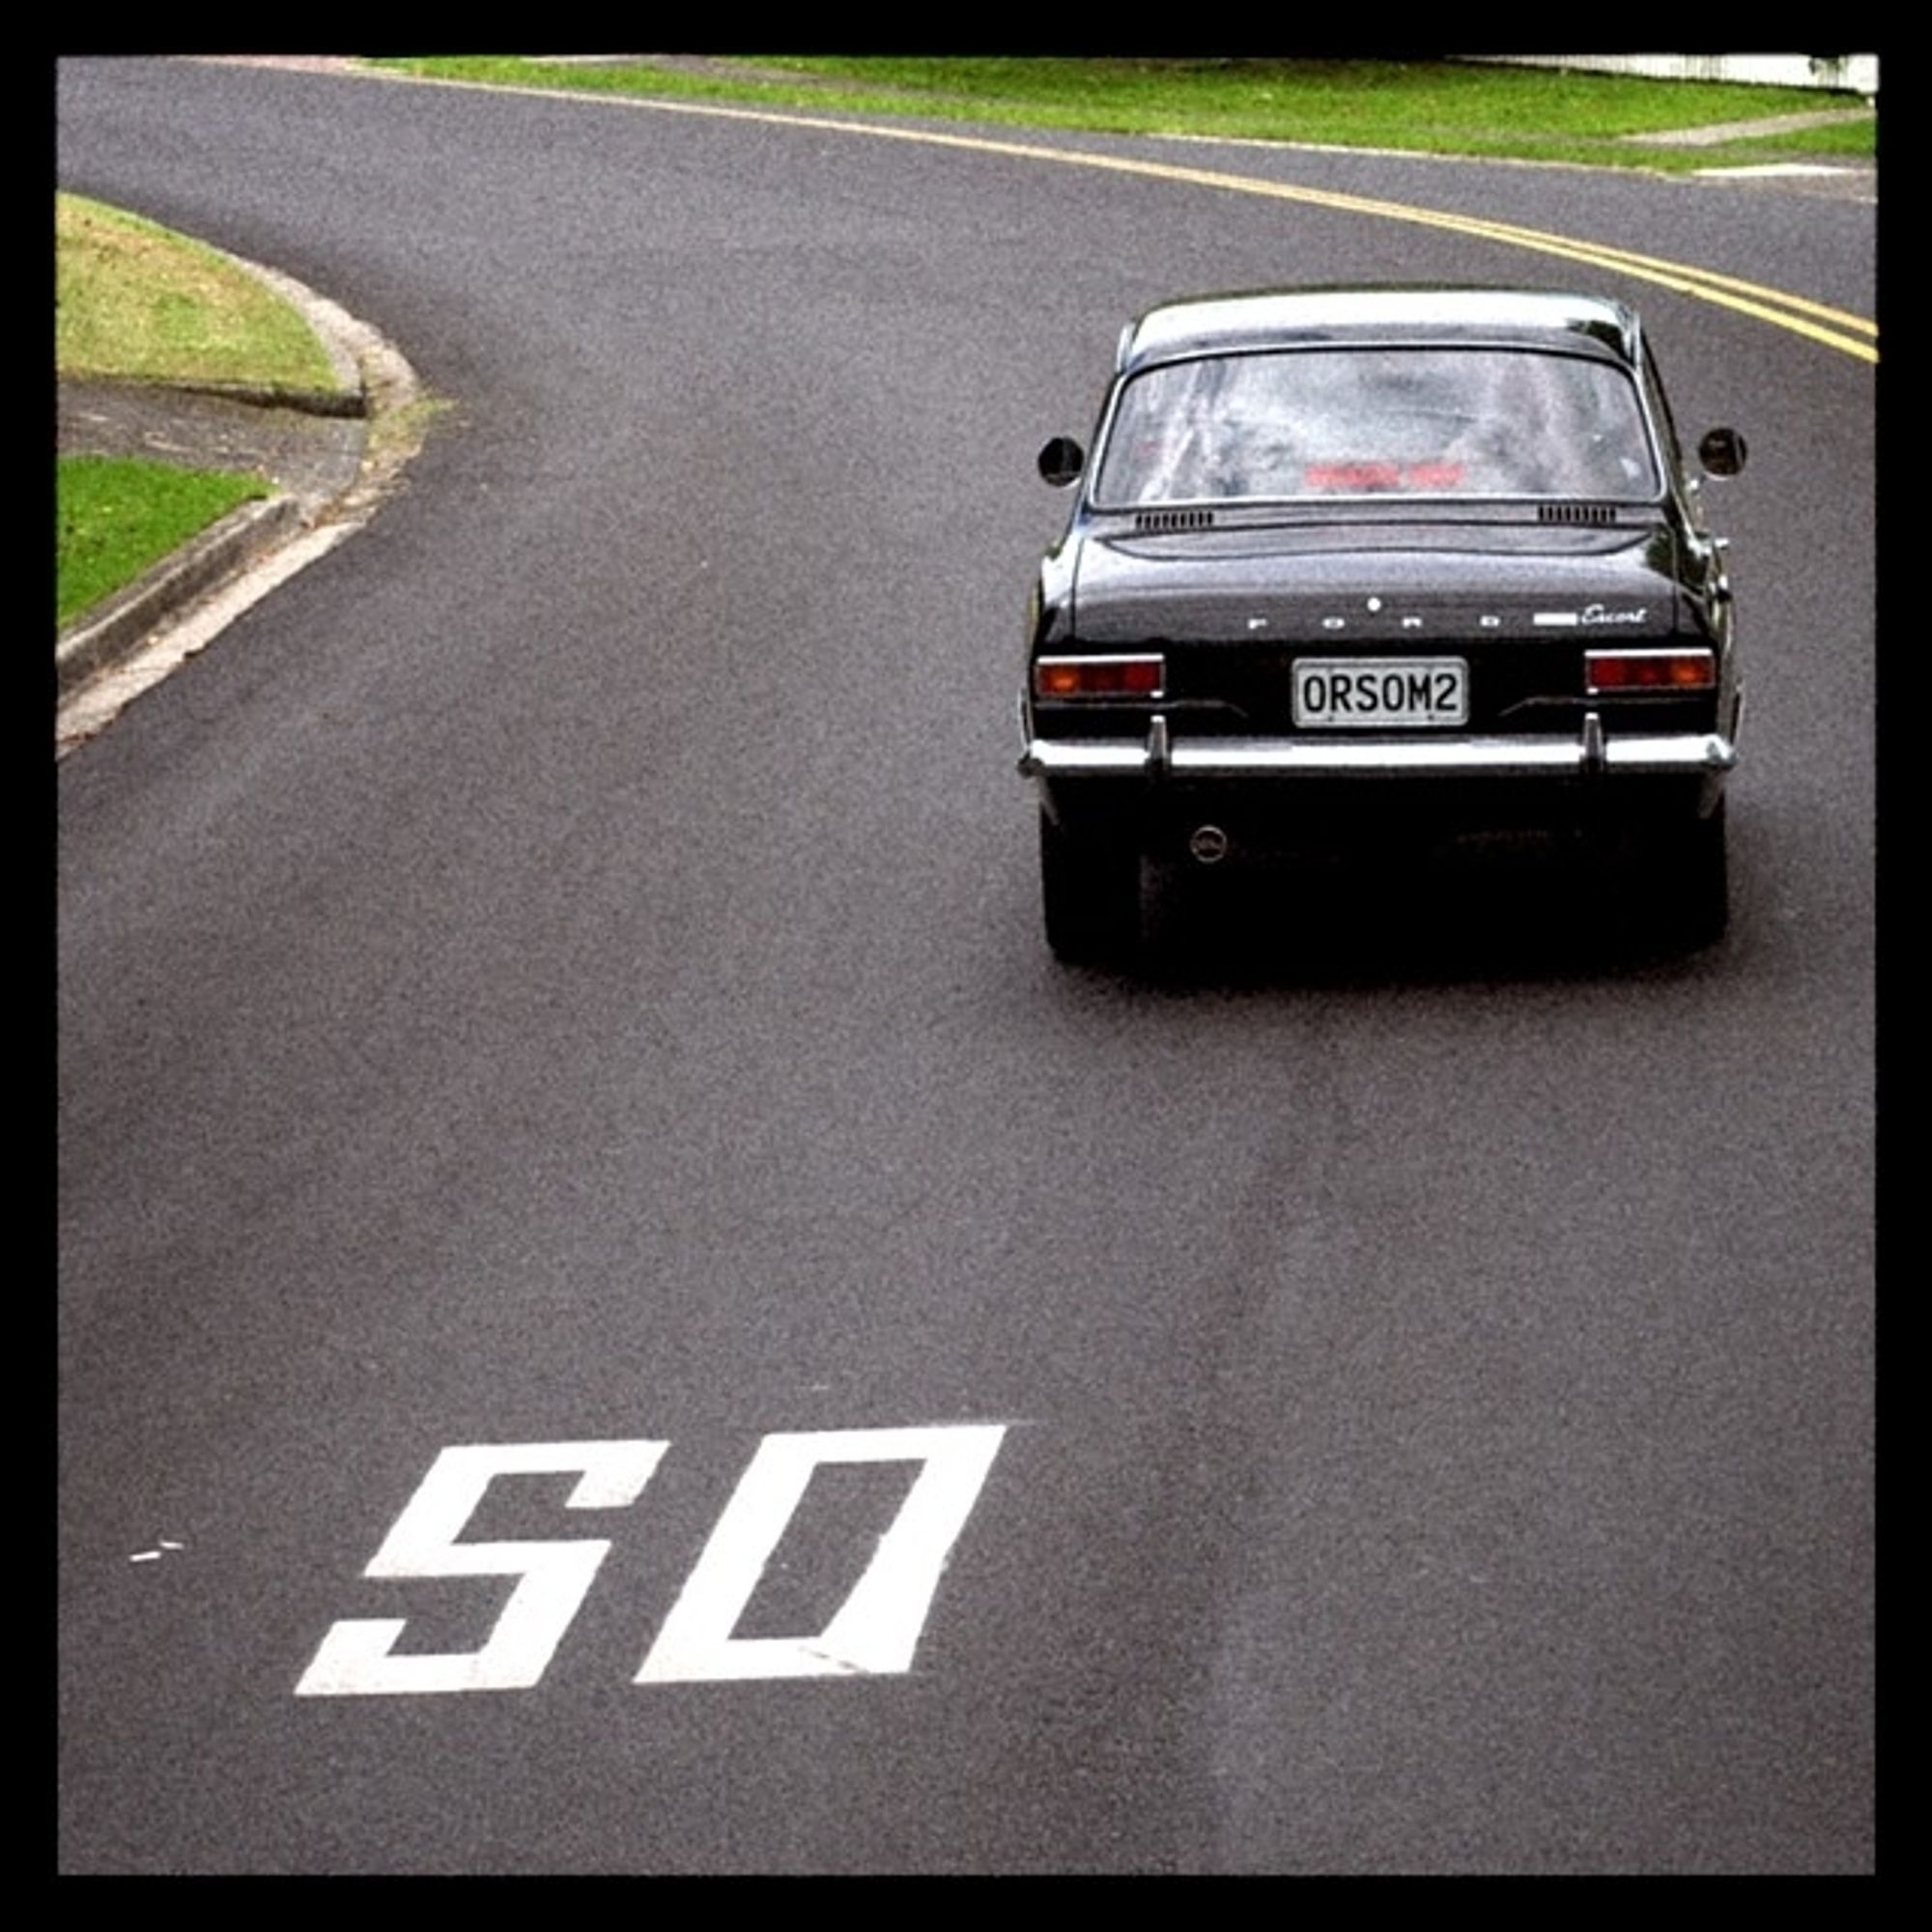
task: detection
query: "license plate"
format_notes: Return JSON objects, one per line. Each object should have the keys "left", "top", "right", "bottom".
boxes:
{"left": 1293, "top": 656, "right": 1468, "bottom": 728}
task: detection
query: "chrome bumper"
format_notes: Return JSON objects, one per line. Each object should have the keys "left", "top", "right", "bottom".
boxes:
{"left": 1018, "top": 711, "right": 1737, "bottom": 783}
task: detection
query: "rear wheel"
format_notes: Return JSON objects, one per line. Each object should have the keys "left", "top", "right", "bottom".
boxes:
{"left": 1651, "top": 799, "right": 1729, "bottom": 948}
{"left": 1040, "top": 810, "right": 1140, "bottom": 963}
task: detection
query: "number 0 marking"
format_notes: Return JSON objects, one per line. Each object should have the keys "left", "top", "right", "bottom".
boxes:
{"left": 296, "top": 1440, "right": 668, "bottom": 1696}
{"left": 636, "top": 1425, "right": 1008, "bottom": 1682}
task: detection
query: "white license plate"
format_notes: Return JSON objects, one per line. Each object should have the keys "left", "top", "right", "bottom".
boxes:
{"left": 1293, "top": 656, "right": 1468, "bottom": 728}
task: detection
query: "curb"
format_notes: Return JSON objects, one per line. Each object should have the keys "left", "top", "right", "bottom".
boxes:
{"left": 62, "top": 368, "right": 370, "bottom": 420}
{"left": 55, "top": 242, "right": 429, "bottom": 751}
{"left": 55, "top": 494, "right": 307, "bottom": 697}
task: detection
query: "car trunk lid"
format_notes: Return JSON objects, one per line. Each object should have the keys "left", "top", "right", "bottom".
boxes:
{"left": 1065, "top": 518, "right": 1688, "bottom": 734}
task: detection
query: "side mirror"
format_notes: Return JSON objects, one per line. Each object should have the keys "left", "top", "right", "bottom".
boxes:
{"left": 1037, "top": 436, "right": 1085, "bottom": 488}
{"left": 1697, "top": 427, "right": 1747, "bottom": 478}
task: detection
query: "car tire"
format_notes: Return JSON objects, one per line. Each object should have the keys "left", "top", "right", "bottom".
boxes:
{"left": 1040, "top": 810, "right": 1140, "bottom": 963}
{"left": 1655, "top": 798, "right": 1729, "bottom": 948}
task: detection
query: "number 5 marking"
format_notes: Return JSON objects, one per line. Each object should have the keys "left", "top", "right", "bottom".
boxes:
{"left": 296, "top": 1441, "right": 668, "bottom": 1696}
{"left": 636, "top": 1424, "right": 1008, "bottom": 1682}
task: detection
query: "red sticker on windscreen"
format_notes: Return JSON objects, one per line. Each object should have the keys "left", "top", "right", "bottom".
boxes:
{"left": 1303, "top": 460, "right": 1463, "bottom": 491}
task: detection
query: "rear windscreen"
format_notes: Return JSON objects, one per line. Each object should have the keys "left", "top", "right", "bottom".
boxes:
{"left": 1094, "top": 347, "right": 1661, "bottom": 507}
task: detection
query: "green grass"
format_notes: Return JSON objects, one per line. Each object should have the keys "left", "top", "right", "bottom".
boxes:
{"left": 57, "top": 192, "right": 343, "bottom": 392}
{"left": 382, "top": 55, "right": 1874, "bottom": 173}
{"left": 1719, "top": 118, "right": 1879, "bottom": 159}
{"left": 55, "top": 192, "right": 347, "bottom": 635}
{"left": 58, "top": 454, "right": 269, "bottom": 630}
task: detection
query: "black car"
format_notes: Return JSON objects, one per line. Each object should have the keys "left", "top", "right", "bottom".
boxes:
{"left": 1018, "top": 287, "right": 1747, "bottom": 960}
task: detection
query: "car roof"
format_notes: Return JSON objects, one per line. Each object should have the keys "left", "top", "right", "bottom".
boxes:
{"left": 1118, "top": 287, "right": 1642, "bottom": 376}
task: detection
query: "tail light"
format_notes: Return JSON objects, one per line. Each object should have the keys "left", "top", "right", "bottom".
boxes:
{"left": 1584, "top": 647, "right": 1716, "bottom": 694}
{"left": 1034, "top": 654, "right": 1166, "bottom": 699}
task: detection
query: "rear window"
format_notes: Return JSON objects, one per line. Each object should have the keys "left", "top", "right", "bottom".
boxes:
{"left": 1093, "top": 347, "right": 1661, "bottom": 507}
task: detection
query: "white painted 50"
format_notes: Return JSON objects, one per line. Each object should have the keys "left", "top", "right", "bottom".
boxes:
{"left": 296, "top": 1425, "right": 1008, "bottom": 1696}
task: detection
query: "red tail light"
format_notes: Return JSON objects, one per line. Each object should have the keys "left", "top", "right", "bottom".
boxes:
{"left": 1034, "top": 654, "right": 1166, "bottom": 699}
{"left": 1584, "top": 648, "right": 1716, "bottom": 694}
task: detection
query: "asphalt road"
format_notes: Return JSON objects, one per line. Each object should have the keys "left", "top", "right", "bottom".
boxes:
{"left": 56, "top": 58, "right": 1874, "bottom": 1874}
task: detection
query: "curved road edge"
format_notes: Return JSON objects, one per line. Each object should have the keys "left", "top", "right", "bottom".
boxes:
{"left": 55, "top": 249, "right": 434, "bottom": 759}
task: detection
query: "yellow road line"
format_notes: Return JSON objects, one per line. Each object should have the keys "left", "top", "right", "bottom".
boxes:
{"left": 389, "top": 75, "right": 1880, "bottom": 365}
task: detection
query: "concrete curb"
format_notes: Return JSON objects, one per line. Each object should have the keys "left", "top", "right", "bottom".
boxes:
{"left": 56, "top": 493, "right": 307, "bottom": 697}
{"left": 63, "top": 368, "right": 370, "bottom": 420}
{"left": 55, "top": 240, "right": 430, "bottom": 753}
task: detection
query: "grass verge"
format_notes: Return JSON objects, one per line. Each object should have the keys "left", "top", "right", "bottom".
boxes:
{"left": 58, "top": 454, "right": 270, "bottom": 631}
{"left": 381, "top": 56, "right": 1874, "bottom": 173}
{"left": 57, "top": 192, "right": 343, "bottom": 392}
{"left": 55, "top": 192, "right": 353, "bottom": 636}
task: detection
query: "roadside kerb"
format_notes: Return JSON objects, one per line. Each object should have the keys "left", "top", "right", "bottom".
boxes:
{"left": 55, "top": 241, "right": 428, "bottom": 747}
{"left": 57, "top": 490, "right": 307, "bottom": 697}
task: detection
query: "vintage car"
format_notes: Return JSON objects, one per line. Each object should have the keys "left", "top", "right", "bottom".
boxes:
{"left": 1017, "top": 287, "right": 1747, "bottom": 960}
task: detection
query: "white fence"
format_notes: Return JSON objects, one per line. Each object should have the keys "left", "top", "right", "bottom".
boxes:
{"left": 1460, "top": 54, "right": 1878, "bottom": 98}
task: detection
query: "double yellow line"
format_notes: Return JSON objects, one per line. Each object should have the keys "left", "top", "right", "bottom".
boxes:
{"left": 403, "top": 75, "right": 1881, "bottom": 366}
{"left": 1137, "top": 163, "right": 1880, "bottom": 365}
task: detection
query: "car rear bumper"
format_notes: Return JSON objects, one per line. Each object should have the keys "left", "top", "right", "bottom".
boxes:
{"left": 1018, "top": 711, "right": 1736, "bottom": 786}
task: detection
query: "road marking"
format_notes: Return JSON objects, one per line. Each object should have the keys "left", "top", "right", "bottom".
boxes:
{"left": 369, "top": 69, "right": 1876, "bottom": 365}
{"left": 637, "top": 1424, "right": 1009, "bottom": 1682}
{"left": 296, "top": 1440, "right": 668, "bottom": 1696}
{"left": 296, "top": 1426, "right": 1008, "bottom": 1694}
